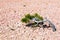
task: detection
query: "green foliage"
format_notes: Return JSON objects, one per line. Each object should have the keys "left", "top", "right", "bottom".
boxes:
{"left": 25, "top": 14, "right": 35, "bottom": 19}
{"left": 34, "top": 13, "right": 43, "bottom": 20}
{"left": 21, "top": 13, "right": 43, "bottom": 23}
{"left": 21, "top": 17, "right": 29, "bottom": 23}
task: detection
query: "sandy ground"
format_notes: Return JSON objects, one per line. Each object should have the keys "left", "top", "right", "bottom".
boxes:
{"left": 0, "top": 0, "right": 60, "bottom": 40}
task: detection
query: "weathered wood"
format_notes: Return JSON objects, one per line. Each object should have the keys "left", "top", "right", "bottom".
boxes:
{"left": 44, "top": 18, "right": 56, "bottom": 32}
{"left": 26, "top": 17, "right": 56, "bottom": 32}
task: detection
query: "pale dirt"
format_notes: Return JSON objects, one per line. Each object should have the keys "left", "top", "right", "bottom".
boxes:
{"left": 0, "top": 0, "right": 60, "bottom": 40}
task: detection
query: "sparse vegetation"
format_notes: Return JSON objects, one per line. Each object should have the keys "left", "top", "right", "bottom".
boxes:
{"left": 21, "top": 13, "right": 43, "bottom": 23}
{"left": 21, "top": 13, "right": 56, "bottom": 32}
{"left": 21, "top": 17, "right": 30, "bottom": 23}
{"left": 34, "top": 13, "right": 43, "bottom": 20}
{"left": 25, "top": 14, "right": 35, "bottom": 19}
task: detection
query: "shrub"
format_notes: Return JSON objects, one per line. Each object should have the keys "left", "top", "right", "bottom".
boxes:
{"left": 25, "top": 14, "right": 35, "bottom": 19}
{"left": 21, "top": 17, "right": 30, "bottom": 23}
{"left": 34, "top": 13, "right": 43, "bottom": 20}
{"left": 21, "top": 13, "right": 43, "bottom": 23}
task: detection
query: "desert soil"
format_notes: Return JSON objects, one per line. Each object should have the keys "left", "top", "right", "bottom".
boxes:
{"left": 0, "top": 0, "right": 60, "bottom": 40}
